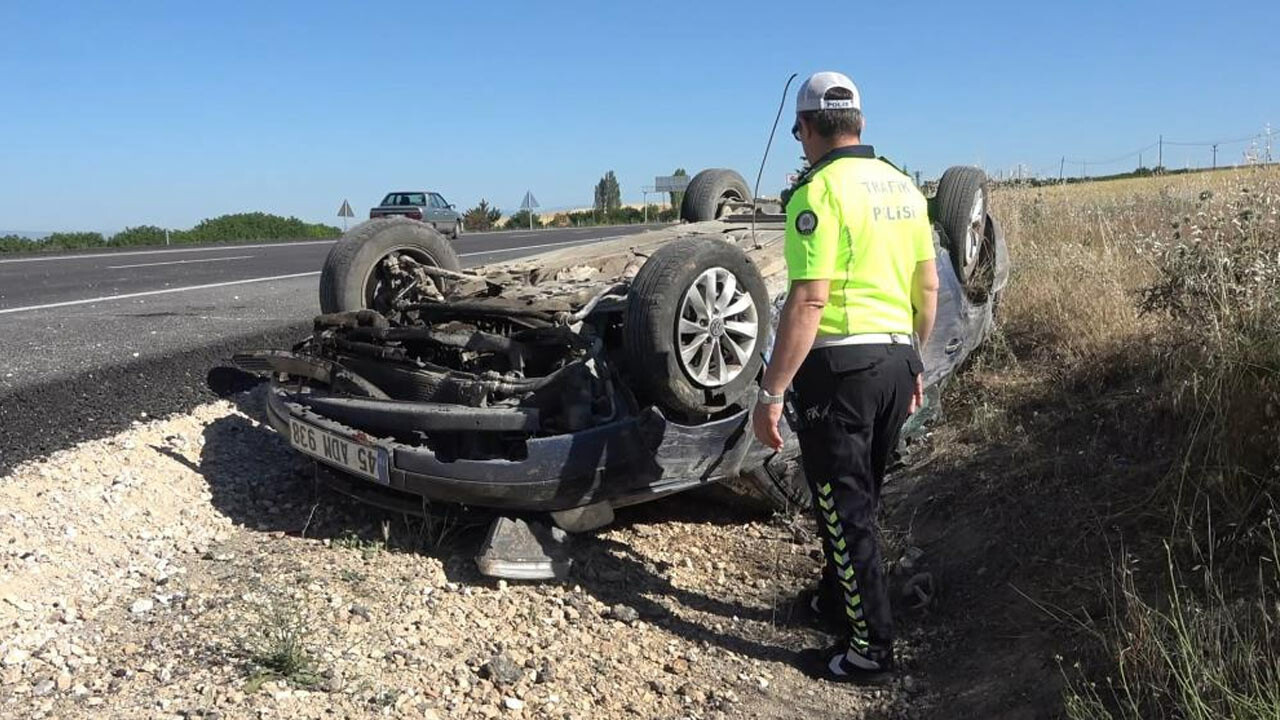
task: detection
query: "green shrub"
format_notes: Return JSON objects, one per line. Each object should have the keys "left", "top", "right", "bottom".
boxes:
{"left": 504, "top": 210, "right": 542, "bottom": 229}
{"left": 110, "top": 225, "right": 168, "bottom": 246}
{"left": 463, "top": 200, "right": 502, "bottom": 231}
{"left": 178, "top": 212, "right": 338, "bottom": 243}
{"left": 45, "top": 232, "right": 106, "bottom": 249}
{"left": 0, "top": 235, "right": 37, "bottom": 252}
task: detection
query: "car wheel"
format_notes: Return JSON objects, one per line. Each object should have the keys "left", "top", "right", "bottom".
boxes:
{"left": 933, "top": 166, "right": 989, "bottom": 288}
{"left": 319, "top": 217, "right": 462, "bottom": 314}
{"left": 746, "top": 456, "right": 812, "bottom": 512}
{"left": 624, "top": 236, "right": 769, "bottom": 419}
{"left": 680, "top": 169, "right": 751, "bottom": 222}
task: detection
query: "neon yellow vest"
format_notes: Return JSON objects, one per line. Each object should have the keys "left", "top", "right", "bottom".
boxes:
{"left": 784, "top": 146, "right": 935, "bottom": 337}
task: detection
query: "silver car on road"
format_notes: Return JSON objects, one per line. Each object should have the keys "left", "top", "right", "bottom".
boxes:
{"left": 369, "top": 191, "right": 463, "bottom": 238}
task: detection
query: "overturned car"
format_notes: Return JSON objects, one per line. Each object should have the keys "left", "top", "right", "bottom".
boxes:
{"left": 231, "top": 165, "right": 1008, "bottom": 550}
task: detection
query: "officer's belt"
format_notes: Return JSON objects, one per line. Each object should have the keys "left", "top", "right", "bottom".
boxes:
{"left": 814, "top": 332, "right": 913, "bottom": 348}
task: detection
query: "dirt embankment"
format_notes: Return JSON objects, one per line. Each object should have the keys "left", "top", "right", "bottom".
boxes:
{"left": 0, "top": 388, "right": 946, "bottom": 720}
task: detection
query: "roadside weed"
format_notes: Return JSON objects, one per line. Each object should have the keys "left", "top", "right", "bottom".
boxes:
{"left": 242, "top": 593, "right": 321, "bottom": 689}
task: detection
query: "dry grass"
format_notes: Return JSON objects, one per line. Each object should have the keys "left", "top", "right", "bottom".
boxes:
{"left": 991, "top": 167, "right": 1280, "bottom": 526}
{"left": 948, "top": 166, "right": 1280, "bottom": 718}
{"left": 1063, "top": 533, "right": 1280, "bottom": 720}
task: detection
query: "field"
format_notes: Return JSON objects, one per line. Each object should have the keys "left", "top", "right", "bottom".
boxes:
{"left": 903, "top": 165, "right": 1280, "bottom": 717}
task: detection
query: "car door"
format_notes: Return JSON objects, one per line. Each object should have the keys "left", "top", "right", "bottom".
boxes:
{"left": 429, "top": 193, "right": 451, "bottom": 231}
{"left": 435, "top": 194, "right": 457, "bottom": 225}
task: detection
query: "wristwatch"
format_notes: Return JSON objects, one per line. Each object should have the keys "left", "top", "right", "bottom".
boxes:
{"left": 757, "top": 387, "right": 786, "bottom": 405}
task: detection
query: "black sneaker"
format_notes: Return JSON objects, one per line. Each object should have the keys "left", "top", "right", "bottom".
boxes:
{"left": 796, "top": 644, "right": 895, "bottom": 685}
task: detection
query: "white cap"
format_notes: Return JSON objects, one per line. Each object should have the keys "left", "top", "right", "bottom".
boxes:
{"left": 795, "top": 71, "right": 861, "bottom": 113}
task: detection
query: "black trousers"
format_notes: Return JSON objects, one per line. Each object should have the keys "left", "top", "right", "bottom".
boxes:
{"left": 791, "top": 343, "right": 921, "bottom": 657}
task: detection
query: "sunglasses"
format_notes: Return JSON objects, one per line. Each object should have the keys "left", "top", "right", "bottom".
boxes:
{"left": 791, "top": 121, "right": 802, "bottom": 141}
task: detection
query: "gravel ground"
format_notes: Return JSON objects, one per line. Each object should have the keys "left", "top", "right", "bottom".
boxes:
{"left": 0, "top": 388, "right": 935, "bottom": 719}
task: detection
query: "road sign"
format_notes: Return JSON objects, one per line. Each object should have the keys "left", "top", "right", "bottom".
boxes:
{"left": 337, "top": 199, "right": 355, "bottom": 230}
{"left": 519, "top": 191, "right": 540, "bottom": 230}
{"left": 654, "top": 175, "right": 689, "bottom": 193}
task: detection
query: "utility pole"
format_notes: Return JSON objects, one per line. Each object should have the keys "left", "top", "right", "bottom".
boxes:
{"left": 1158, "top": 134, "right": 1163, "bottom": 172}
{"left": 1059, "top": 156, "right": 1065, "bottom": 183}
{"left": 1212, "top": 144, "right": 1218, "bottom": 170}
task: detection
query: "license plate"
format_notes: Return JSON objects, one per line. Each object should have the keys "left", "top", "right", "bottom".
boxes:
{"left": 288, "top": 418, "right": 389, "bottom": 484}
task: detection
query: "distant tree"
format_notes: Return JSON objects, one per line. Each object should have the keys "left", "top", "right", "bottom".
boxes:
{"left": 669, "top": 168, "right": 687, "bottom": 211}
{"left": 463, "top": 200, "right": 502, "bottom": 232}
{"left": 593, "top": 171, "right": 622, "bottom": 221}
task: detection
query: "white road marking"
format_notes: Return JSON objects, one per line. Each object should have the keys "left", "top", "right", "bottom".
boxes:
{"left": 0, "top": 227, "right": 643, "bottom": 265}
{"left": 107, "top": 255, "right": 256, "bottom": 270}
{"left": 0, "top": 230, "right": 644, "bottom": 315}
{"left": 0, "top": 240, "right": 337, "bottom": 264}
{"left": 0, "top": 272, "right": 320, "bottom": 316}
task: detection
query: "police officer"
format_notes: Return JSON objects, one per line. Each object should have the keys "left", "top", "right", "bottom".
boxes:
{"left": 751, "top": 71, "right": 939, "bottom": 683}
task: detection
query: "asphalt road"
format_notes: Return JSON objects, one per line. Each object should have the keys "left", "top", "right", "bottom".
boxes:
{"left": 0, "top": 224, "right": 660, "bottom": 473}
{"left": 0, "top": 225, "right": 655, "bottom": 312}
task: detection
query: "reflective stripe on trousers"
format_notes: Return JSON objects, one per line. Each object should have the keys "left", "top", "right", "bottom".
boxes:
{"left": 815, "top": 480, "right": 870, "bottom": 648}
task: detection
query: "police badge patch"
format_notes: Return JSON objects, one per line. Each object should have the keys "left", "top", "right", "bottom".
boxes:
{"left": 795, "top": 210, "right": 818, "bottom": 235}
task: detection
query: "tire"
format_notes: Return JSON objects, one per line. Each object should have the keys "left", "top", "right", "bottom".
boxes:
{"left": 319, "top": 217, "right": 462, "bottom": 314}
{"left": 989, "top": 215, "right": 1004, "bottom": 315}
{"left": 624, "top": 237, "right": 769, "bottom": 419}
{"left": 933, "top": 166, "right": 989, "bottom": 288}
{"left": 451, "top": 221, "right": 463, "bottom": 240}
{"left": 746, "top": 455, "right": 812, "bottom": 512}
{"left": 680, "top": 169, "right": 751, "bottom": 222}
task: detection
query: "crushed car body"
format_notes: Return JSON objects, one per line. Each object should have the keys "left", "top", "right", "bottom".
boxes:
{"left": 230, "top": 166, "right": 1009, "bottom": 536}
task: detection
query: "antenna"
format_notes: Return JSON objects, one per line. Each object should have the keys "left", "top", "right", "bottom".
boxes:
{"left": 750, "top": 73, "right": 799, "bottom": 247}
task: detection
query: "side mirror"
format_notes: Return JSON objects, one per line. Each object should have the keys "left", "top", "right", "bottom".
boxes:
{"left": 448, "top": 204, "right": 456, "bottom": 210}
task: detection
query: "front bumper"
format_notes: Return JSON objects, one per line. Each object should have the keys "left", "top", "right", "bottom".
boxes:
{"left": 265, "top": 384, "right": 786, "bottom": 512}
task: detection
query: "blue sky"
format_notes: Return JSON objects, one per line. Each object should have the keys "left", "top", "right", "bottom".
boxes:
{"left": 1, "top": 0, "right": 1277, "bottom": 234}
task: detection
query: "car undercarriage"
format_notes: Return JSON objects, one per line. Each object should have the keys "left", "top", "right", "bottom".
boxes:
{"left": 227, "top": 166, "right": 1008, "bottom": 576}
